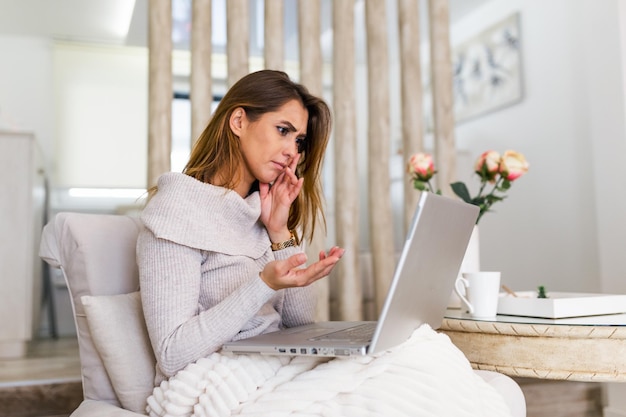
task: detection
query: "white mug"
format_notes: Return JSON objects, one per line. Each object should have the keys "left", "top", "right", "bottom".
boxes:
{"left": 454, "top": 271, "right": 501, "bottom": 318}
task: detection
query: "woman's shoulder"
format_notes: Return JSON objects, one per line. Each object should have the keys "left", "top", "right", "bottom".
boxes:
{"left": 155, "top": 172, "right": 218, "bottom": 195}
{"left": 139, "top": 172, "right": 269, "bottom": 255}
{"left": 152, "top": 172, "right": 259, "bottom": 209}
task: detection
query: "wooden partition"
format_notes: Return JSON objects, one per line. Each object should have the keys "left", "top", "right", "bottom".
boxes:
{"left": 147, "top": 0, "right": 172, "bottom": 188}
{"left": 226, "top": 0, "right": 249, "bottom": 87}
{"left": 398, "top": 0, "right": 424, "bottom": 232}
{"left": 190, "top": 0, "right": 212, "bottom": 143}
{"left": 332, "top": 0, "right": 361, "bottom": 321}
{"left": 365, "top": 0, "right": 395, "bottom": 314}
{"left": 146, "top": 0, "right": 455, "bottom": 321}
{"left": 429, "top": 0, "right": 457, "bottom": 195}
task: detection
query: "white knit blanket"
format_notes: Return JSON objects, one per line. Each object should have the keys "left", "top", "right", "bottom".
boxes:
{"left": 146, "top": 325, "right": 512, "bottom": 417}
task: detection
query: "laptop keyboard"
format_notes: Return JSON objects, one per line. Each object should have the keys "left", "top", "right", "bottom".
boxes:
{"left": 309, "top": 322, "right": 377, "bottom": 342}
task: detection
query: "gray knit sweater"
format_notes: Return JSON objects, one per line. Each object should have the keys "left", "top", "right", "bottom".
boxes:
{"left": 137, "top": 172, "right": 316, "bottom": 383}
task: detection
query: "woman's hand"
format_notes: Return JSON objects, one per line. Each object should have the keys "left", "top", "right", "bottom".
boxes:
{"left": 260, "top": 246, "right": 345, "bottom": 291}
{"left": 259, "top": 154, "right": 303, "bottom": 242}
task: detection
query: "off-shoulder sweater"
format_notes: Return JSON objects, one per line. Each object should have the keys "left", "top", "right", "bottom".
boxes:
{"left": 137, "top": 172, "right": 316, "bottom": 384}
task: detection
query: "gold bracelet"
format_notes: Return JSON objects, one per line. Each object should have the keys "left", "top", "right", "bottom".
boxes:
{"left": 271, "top": 232, "right": 297, "bottom": 251}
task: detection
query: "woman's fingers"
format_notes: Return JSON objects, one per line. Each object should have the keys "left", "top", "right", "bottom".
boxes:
{"left": 260, "top": 254, "right": 307, "bottom": 290}
{"left": 262, "top": 248, "right": 344, "bottom": 290}
{"left": 283, "top": 253, "right": 308, "bottom": 272}
{"left": 289, "top": 153, "right": 301, "bottom": 172}
{"left": 276, "top": 166, "right": 300, "bottom": 187}
{"left": 299, "top": 250, "right": 344, "bottom": 282}
{"left": 270, "top": 166, "right": 302, "bottom": 204}
{"left": 319, "top": 246, "right": 344, "bottom": 261}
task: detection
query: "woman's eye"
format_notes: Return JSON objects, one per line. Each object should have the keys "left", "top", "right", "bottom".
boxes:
{"left": 277, "top": 126, "right": 288, "bottom": 135}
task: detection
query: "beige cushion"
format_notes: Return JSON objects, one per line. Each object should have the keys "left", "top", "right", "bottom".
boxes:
{"left": 39, "top": 213, "right": 145, "bottom": 406}
{"left": 82, "top": 292, "right": 155, "bottom": 414}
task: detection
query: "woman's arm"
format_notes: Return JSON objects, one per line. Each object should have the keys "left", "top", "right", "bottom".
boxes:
{"left": 281, "top": 286, "right": 317, "bottom": 327}
{"left": 271, "top": 244, "right": 316, "bottom": 327}
{"left": 137, "top": 229, "right": 276, "bottom": 377}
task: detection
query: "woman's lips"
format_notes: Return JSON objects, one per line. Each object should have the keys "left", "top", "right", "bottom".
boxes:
{"left": 272, "top": 161, "right": 286, "bottom": 171}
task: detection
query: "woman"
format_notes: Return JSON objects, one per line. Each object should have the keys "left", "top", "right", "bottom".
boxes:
{"left": 137, "top": 70, "right": 344, "bottom": 384}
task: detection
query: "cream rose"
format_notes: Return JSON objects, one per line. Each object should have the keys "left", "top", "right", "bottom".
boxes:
{"left": 408, "top": 152, "right": 435, "bottom": 181}
{"left": 474, "top": 150, "right": 501, "bottom": 182}
{"left": 410, "top": 148, "right": 529, "bottom": 224}
{"left": 499, "top": 150, "right": 529, "bottom": 181}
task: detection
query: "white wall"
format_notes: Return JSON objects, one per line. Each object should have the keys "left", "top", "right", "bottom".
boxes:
{"left": 53, "top": 43, "right": 148, "bottom": 188}
{"left": 0, "top": 36, "right": 54, "bottom": 171}
{"left": 0, "top": 36, "right": 149, "bottom": 189}
{"left": 451, "top": 0, "right": 625, "bottom": 294}
{"left": 585, "top": 0, "right": 626, "bottom": 295}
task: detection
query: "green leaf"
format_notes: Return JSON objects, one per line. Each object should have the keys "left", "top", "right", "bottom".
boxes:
{"left": 413, "top": 180, "right": 427, "bottom": 191}
{"left": 450, "top": 182, "right": 472, "bottom": 203}
{"left": 485, "top": 195, "right": 505, "bottom": 203}
{"left": 537, "top": 285, "right": 548, "bottom": 298}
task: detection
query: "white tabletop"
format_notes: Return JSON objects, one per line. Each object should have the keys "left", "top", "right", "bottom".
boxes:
{"left": 445, "top": 308, "right": 626, "bottom": 326}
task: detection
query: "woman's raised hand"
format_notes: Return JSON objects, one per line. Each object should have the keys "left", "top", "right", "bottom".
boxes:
{"left": 259, "top": 246, "right": 345, "bottom": 291}
{"left": 259, "top": 154, "right": 303, "bottom": 242}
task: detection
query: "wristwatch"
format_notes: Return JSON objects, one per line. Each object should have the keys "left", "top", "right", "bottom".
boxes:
{"left": 271, "top": 232, "right": 297, "bottom": 251}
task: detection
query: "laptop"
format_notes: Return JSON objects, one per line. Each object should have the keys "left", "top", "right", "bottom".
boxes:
{"left": 222, "top": 192, "right": 479, "bottom": 357}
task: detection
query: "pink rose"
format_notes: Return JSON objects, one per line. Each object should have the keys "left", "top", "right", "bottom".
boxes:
{"left": 499, "top": 150, "right": 529, "bottom": 181}
{"left": 474, "top": 151, "right": 501, "bottom": 182}
{"left": 412, "top": 147, "right": 529, "bottom": 224}
{"left": 408, "top": 152, "right": 435, "bottom": 181}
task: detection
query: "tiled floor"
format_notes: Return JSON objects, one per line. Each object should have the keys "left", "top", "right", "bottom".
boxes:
{"left": 0, "top": 337, "right": 82, "bottom": 417}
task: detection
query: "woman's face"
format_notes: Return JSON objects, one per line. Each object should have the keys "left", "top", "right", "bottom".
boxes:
{"left": 231, "top": 99, "right": 308, "bottom": 192}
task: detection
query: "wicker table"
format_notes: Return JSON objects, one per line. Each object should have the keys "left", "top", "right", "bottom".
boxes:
{"left": 440, "top": 309, "right": 626, "bottom": 382}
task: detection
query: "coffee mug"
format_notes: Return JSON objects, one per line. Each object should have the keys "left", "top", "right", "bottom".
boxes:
{"left": 454, "top": 271, "right": 501, "bottom": 318}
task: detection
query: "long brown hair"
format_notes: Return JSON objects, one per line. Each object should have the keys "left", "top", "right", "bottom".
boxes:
{"left": 182, "top": 70, "right": 331, "bottom": 243}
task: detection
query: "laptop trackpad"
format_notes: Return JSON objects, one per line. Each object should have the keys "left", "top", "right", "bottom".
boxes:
{"left": 309, "top": 322, "right": 376, "bottom": 342}
{"left": 280, "top": 323, "right": 343, "bottom": 335}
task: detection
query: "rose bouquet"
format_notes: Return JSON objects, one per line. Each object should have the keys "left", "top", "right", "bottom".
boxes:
{"left": 407, "top": 150, "right": 529, "bottom": 224}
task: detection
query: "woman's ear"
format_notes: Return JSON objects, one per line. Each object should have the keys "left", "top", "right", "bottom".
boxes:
{"left": 229, "top": 107, "right": 246, "bottom": 136}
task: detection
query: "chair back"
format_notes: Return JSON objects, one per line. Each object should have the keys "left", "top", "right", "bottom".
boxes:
{"left": 40, "top": 212, "right": 143, "bottom": 407}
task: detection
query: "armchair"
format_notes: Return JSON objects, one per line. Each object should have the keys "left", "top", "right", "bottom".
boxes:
{"left": 40, "top": 212, "right": 526, "bottom": 416}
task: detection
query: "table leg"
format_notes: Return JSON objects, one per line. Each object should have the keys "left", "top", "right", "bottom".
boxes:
{"left": 604, "top": 383, "right": 626, "bottom": 416}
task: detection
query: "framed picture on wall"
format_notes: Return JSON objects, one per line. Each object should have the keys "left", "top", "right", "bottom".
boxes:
{"left": 452, "top": 13, "right": 523, "bottom": 123}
